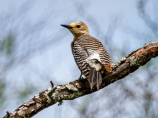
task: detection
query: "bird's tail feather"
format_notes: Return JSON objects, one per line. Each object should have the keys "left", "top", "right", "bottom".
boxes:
{"left": 89, "top": 68, "right": 95, "bottom": 89}
{"left": 89, "top": 68, "right": 102, "bottom": 90}
{"left": 96, "top": 71, "right": 102, "bottom": 90}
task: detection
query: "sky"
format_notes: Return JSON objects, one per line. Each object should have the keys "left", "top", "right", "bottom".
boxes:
{"left": 0, "top": 0, "right": 157, "bottom": 117}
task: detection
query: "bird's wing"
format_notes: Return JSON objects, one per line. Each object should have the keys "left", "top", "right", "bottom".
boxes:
{"left": 75, "top": 35, "right": 112, "bottom": 73}
{"left": 83, "top": 36, "right": 112, "bottom": 72}
{"left": 98, "top": 42, "right": 112, "bottom": 72}
{"left": 72, "top": 40, "right": 90, "bottom": 78}
{"left": 73, "top": 38, "right": 101, "bottom": 89}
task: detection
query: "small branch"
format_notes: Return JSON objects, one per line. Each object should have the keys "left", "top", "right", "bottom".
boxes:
{"left": 50, "top": 81, "right": 54, "bottom": 88}
{"left": 3, "top": 41, "right": 158, "bottom": 118}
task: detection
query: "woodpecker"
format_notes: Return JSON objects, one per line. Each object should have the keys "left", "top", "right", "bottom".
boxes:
{"left": 61, "top": 21, "right": 112, "bottom": 90}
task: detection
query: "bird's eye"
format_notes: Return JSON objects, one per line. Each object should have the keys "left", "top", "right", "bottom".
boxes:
{"left": 76, "top": 25, "right": 81, "bottom": 28}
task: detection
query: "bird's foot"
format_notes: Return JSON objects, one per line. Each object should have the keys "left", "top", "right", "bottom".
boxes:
{"left": 78, "top": 76, "right": 84, "bottom": 80}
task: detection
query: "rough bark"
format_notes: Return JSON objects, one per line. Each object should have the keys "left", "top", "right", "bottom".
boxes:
{"left": 4, "top": 41, "right": 158, "bottom": 118}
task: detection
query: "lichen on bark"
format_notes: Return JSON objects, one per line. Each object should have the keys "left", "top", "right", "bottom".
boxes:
{"left": 130, "top": 56, "right": 140, "bottom": 66}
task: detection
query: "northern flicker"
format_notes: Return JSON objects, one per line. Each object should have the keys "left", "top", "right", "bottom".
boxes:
{"left": 61, "top": 21, "right": 112, "bottom": 90}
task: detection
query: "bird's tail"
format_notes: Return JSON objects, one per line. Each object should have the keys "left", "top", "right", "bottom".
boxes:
{"left": 89, "top": 68, "right": 102, "bottom": 90}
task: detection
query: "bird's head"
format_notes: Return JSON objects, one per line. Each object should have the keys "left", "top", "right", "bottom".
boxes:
{"left": 61, "top": 21, "right": 89, "bottom": 39}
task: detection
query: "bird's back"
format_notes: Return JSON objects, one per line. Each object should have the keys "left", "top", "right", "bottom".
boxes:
{"left": 72, "top": 34, "right": 111, "bottom": 79}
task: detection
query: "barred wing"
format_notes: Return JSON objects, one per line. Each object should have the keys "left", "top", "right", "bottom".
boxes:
{"left": 72, "top": 40, "right": 90, "bottom": 78}
{"left": 98, "top": 43, "right": 112, "bottom": 72}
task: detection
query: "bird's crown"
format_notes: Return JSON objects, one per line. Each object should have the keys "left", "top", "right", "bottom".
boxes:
{"left": 69, "top": 21, "right": 89, "bottom": 32}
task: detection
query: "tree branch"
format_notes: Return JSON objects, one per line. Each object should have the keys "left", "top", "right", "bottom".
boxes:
{"left": 4, "top": 41, "right": 158, "bottom": 118}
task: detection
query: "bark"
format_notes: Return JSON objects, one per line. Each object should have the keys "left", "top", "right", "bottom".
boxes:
{"left": 4, "top": 41, "right": 158, "bottom": 118}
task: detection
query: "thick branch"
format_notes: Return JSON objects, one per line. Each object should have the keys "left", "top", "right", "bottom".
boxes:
{"left": 4, "top": 41, "right": 158, "bottom": 118}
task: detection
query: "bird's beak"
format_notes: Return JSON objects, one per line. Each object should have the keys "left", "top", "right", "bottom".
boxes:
{"left": 61, "top": 24, "right": 73, "bottom": 29}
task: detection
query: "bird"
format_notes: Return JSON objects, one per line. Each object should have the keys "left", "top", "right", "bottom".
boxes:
{"left": 61, "top": 21, "right": 112, "bottom": 90}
